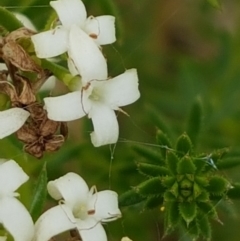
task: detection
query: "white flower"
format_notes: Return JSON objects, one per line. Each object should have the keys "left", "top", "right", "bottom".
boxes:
{"left": 44, "top": 25, "right": 140, "bottom": 147}
{"left": 31, "top": 0, "right": 116, "bottom": 58}
{"left": 0, "top": 108, "right": 30, "bottom": 139}
{"left": 14, "top": 12, "right": 37, "bottom": 31}
{"left": 0, "top": 160, "right": 34, "bottom": 241}
{"left": 34, "top": 172, "right": 121, "bottom": 241}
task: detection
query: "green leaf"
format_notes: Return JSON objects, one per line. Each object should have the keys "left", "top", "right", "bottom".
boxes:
{"left": 186, "top": 96, "right": 203, "bottom": 145}
{"left": 176, "top": 133, "right": 193, "bottom": 157}
{"left": 177, "top": 156, "right": 196, "bottom": 175}
{"left": 227, "top": 183, "right": 240, "bottom": 199}
{"left": 0, "top": 7, "right": 23, "bottom": 31}
{"left": 144, "top": 195, "right": 163, "bottom": 210}
{"left": 197, "top": 202, "right": 219, "bottom": 221}
{"left": 132, "top": 145, "right": 164, "bottom": 165}
{"left": 179, "top": 201, "right": 197, "bottom": 226}
{"left": 164, "top": 191, "right": 177, "bottom": 202}
{"left": 137, "top": 162, "right": 169, "bottom": 177}
{"left": 207, "top": 0, "right": 221, "bottom": 9}
{"left": 135, "top": 177, "right": 166, "bottom": 197}
{"left": 166, "top": 151, "right": 179, "bottom": 175}
{"left": 167, "top": 201, "right": 180, "bottom": 227}
{"left": 30, "top": 162, "right": 48, "bottom": 221}
{"left": 118, "top": 189, "right": 145, "bottom": 207}
{"left": 162, "top": 176, "right": 176, "bottom": 188}
{"left": 207, "top": 176, "right": 229, "bottom": 195}
{"left": 193, "top": 157, "right": 207, "bottom": 174}
{"left": 156, "top": 129, "right": 172, "bottom": 158}
{"left": 217, "top": 157, "right": 240, "bottom": 170}
{"left": 197, "top": 213, "right": 212, "bottom": 240}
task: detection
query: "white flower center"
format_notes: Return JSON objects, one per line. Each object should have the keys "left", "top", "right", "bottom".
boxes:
{"left": 73, "top": 204, "right": 88, "bottom": 220}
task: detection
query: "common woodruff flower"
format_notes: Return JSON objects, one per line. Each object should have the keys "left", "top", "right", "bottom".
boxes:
{"left": 34, "top": 172, "right": 121, "bottom": 241}
{"left": 31, "top": 0, "right": 140, "bottom": 147}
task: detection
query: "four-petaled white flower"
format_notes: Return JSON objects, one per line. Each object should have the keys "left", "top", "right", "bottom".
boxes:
{"left": 43, "top": 25, "right": 140, "bottom": 147}
{"left": 0, "top": 160, "right": 34, "bottom": 241}
{"left": 31, "top": 0, "right": 116, "bottom": 59}
{"left": 34, "top": 172, "right": 122, "bottom": 241}
{"left": 0, "top": 108, "right": 30, "bottom": 139}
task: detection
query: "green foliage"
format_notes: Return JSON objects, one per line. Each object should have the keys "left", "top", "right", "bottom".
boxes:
{"left": 120, "top": 131, "right": 234, "bottom": 240}
{"left": 176, "top": 133, "right": 193, "bottom": 157}
{"left": 29, "top": 162, "right": 48, "bottom": 222}
{"left": 187, "top": 96, "right": 203, "bottom": 145}
{"left": 0, "top": 7, "right": 23, "bottom": 31}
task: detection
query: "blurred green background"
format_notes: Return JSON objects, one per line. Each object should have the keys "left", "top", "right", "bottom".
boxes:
{"left": 1, "top": 0, "right": 240, "bottom": 240}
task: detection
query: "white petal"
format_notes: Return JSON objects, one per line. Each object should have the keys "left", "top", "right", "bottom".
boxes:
{"left": 34, "top": 205, "right": 76, "bottom": 241}
{"left": 0, "top": 197, "right": 34, "bottom": 241}
{"left": 14, "top": 12, "right": 37, "bottom": 31}
{"left": 89, "top": 103, "right": 119, "bottom": 147}
{"left": 84, "top": 16, "right": 116, "bottom": 45}
{"left": 67, "top": 58, "right": 79, "bottom": 76}
{"left": 89, "top": 190, "right": 121, "bottom": 222}
{"left": 0, "top": 108, "right": 29, "bottom": 139}
{"left": 0, "top": 160, "right": 28, "bottom": 196}
{"left": 50, "top": 0, "right": 87, "bottom": 28}
{"left": 47, "top": 173, "right": 89, "bottom": 210}
{"left": 99, "top": 69, "right": 140, "bottom": 109}
{"left": 39, "top": 75, "right": 56, "bottom": 92}
{"left": 68, "top": 25, "right": 108, "bottom": 85}
{"left": 76, "top": 218, "right": 107, "bottom": 241}
{"left": 31, "top": 27, "right": 68, "bottom": 58}
{"left": 44, "top": 91, "right": 89, "bottom": 121}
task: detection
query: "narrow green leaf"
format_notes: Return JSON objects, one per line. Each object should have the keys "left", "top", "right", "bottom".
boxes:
{"left": 166, "top": 151, "right": 179, "bottom": 175}
{"left": 164, "top": 191, "right": 177, "bottom": 202}
{"left": 217, "top": 157, "right": 240, "bottom": 170}
{"left": 197, "top": 202, "right": 219, "bottom": 221}
{"left": 177, "top": 156, "right": 196, "bottom": 175}
{"left": 193, "top": 157, "right": 207, "bottom": 174}
{"left": 30, "top": 162, "right": 48, "bottom": 221}
{"left": 207, "top": 176, "right": 229, "bottom": 195}
{"left": 147, "top": 105, "right": 174, "bottom": 139}
{"left": 132, "top": 145, "right": 164, "bottom": 165}
{"left": 182, "top": 219, "right": 199, "bottom": 240}
{"left": 176, "top": 133, "right": 193, "bottom": 157}
{"left": 0, "top": 7, "right": 23, "bottom": 31}
{"left": 118, "top": 189, "right": 145, "bottom": 207}
{"left": 162, "top": 176, "right": 176, "bottom": 188}
{"left": 135, "top": 177, "right": 166, "bottom": 197}
{"left": 179, "top": 202, "right": 197, "bottom": 226}
{"left": 187, "top": 96, "right": 203, "bottom": 145}
{"left": 137, "top": 162, "right": 169, "bottom": 177}
{"left": 197, "top": 213, "right": 212, "bottom": 240}
{"left": 167, "top": 201, "right": 180, "bottom": 227}
{"left": 156, "top": 129, "right": 172, "bottom": 158}
{"left": 144, "top": 195, "right": 163, "bottom": 210}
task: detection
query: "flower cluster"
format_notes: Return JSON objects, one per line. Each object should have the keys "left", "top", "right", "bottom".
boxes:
{"left": 0, "top": 159, "right": 121, "bottom": 241}
{"left": 31, "top": 0, "right": 140, "bottom": 147}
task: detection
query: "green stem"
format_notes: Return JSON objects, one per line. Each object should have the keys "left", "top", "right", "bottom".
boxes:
{"left": 0, "top": 7, "right": 23, "bottom": 31}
